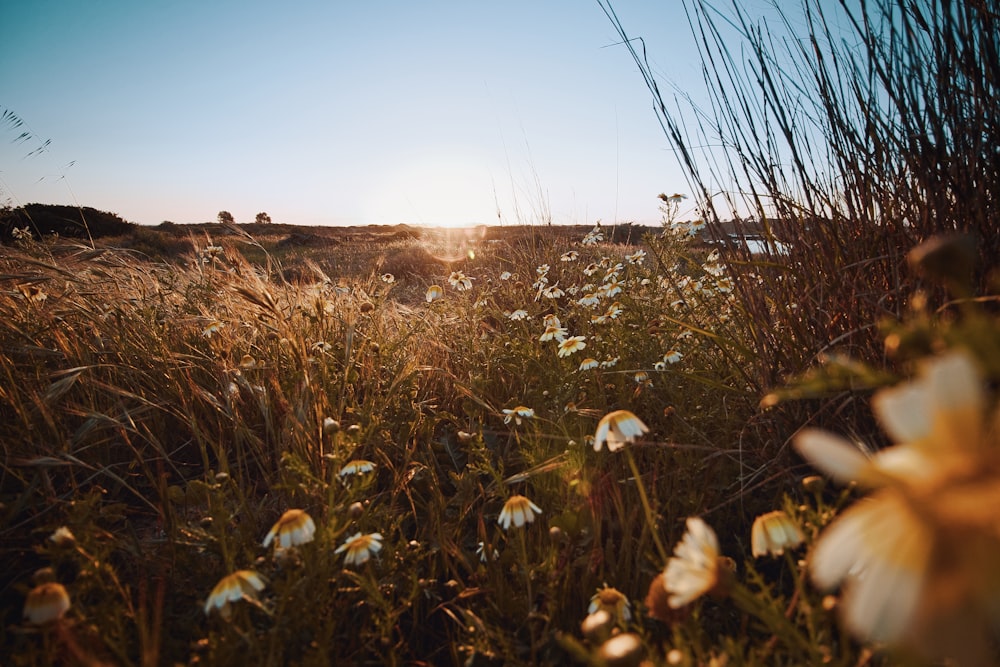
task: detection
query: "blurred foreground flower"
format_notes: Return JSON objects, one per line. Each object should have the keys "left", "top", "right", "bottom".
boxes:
{"left": 593, "top": 410, "right": 649, "bottom": 452}
{"left": 49, "top": 526, "right": 76, "bottom": 548}
{"left": 262, "top": 509, "right": 316, "bottom": 549}
{"left": 204, "top": 570, "right": 266, "bottom": 619}
{"left": 498, "top": 494, "right": 542, "bottom": 530}
{"left": 448, "top": 271, "right": 473, "bottom": 291}
{"left": 425, "top": 285, "right": 443, "bottom": 302}
{"left": 502, "top": 406, "right": 535, "bottom": 425}
{"left": 795, "top": 351, "right": 1000, "bottom": 664}
{"left": 663, "top": 517, "right": 732, "bottom": 608}
{"left": 751, "top": 510, "right": 804, "bottom": 557}
{"left": 24, "top": 582, "right": 70, "bottom": 625}
{"left": 339, "top": 459, "right": 376, "bottom": 478}
{"left": 588, "top": 584, "right": 632, "bottom": 625}
{"left": 335, "top": 532, "right": 383, "bottom": 567}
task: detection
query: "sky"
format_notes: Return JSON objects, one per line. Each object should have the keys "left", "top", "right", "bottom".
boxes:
{"left": 1, "top": 1, "right": 797, "bottom": 228}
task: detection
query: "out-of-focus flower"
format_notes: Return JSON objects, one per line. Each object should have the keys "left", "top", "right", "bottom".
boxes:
{"left": 600, "top": 357, "right": 619, "bottom": 369}
{"left": 536, "top": 263, "right": 550, "bottom": 275}
{"left": 508, "top": 309, "right": 529, "bottom": 321}
{"left": 794, "top": 351, "right": 1000, "bottom": 663}
{"left": 582, "top": 227, "right": 604, "bottom": 245}
{"left": 380, "top": 273, "right": 395, "bottom": 284}
{"left": 583, "top": 262, "right": 601, "bottom": 276}
{"left": 322, "top": 417, "right": 340, "bottom": 434}
{"left": 663, "top": 349, "right": 683, "bottom": 364}
{"left": 499, "top": 271, "right": 513, "bottom": 280}
{"left": 542, "top": 314, "right": 561, "bottom": 328}
{"left": 625, "top": 249, "right": 646, "bottom": 264}
{"left": 541, "top": 284, "right": 564, "bottom": 299}
{"left": 593, "top": 410, "right": 649, "bottom": 452}
{"left": 335, "top": 532, "right": 384, "bottom": 566}
{"left": 577, "top": 292, "right": 601, "bottom": 308}
{"left": 588, "top": 584, "right": 633, "bottom": 624}
{"left": 476, "top": 541, "right": 499, "bottom": 563}
{"left": 48, "top": 527, "right": 76, "bottom": 548}
{"left": 448, "top": 271, "right": 473, "bottom": 291}
{"left": 425, "top": 285, "right": 444, "bottom": 302}
{"left": 750, "top": 510, "right": 804, "bottom": 557}
{"left": 239, "top": 354, "right": 257, "bottom": 369}
{"left": 663, "top": 517, "right": 727, "bottom": 608}
{"left": 202, "top": 320, "right": 224, "bottom": 338}
{"left": 596, "top": 633, "right": 644, "bottom": 665}
{"left": 339, "top": 460, "right": 376, "bottom": 478}
{"left": 604, "top": 302, "right": 623, "bottom": 319}
{"left": 502, "top": 406, "right": 535, "bottom": 425}
{"left": 557, "top": 336, "right": 587, "bottom": 358}
{"left": 560, "top": 250, "right": 579, "bottom": 262}
{"left": 670, "top": 222, "right": 690, "bottom": 237}
{"left": 579, "top": 358, "right": 599, "bottom": 371}
{"left": 645, "top": 572, "right": 684, "bottom": 624}
{"left": 539, "top": 325, "right": 568, "bottom": 342}
{"left": 498, "top": 494, "right": 542, "bottom": 530}
{"left": 23, "top": 582, "right": 70, "bottom": 625}
{"left": 204, "top": 570, "right": 266, "bottom": 619}
{"left": 19, "top": 284, "right": 48, "bottom": 304}
{"left": 598, "top": 278, "right": 623, "bottom": 298}
{"left": 262, "top": 509, "right": 316, "bottom": 549}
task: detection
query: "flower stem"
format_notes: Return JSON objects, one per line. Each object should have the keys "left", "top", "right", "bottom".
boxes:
{"left": 624, "top": 448, "right": 669, "bottom": 563}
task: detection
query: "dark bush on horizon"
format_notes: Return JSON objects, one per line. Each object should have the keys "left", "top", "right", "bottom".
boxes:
{"left": 1, "top": 203, "right": 135, "bottom": 241}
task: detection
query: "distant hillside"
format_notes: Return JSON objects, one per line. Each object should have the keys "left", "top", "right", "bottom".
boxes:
{"left": 1, "top": 203, "right": 136, "bottom": 241}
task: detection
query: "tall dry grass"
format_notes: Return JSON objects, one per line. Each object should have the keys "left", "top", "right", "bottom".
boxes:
{"left": 601, "top": 0, "right": 999, "bottom": 452}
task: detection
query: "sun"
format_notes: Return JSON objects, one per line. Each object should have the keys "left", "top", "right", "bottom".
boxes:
{"left": 364, "top": 155, "right": 498, "bottom": 228}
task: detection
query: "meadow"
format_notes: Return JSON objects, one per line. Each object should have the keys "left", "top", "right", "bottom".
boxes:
{"left": 3, "top": 0, "right": 1000, "bottom": 664}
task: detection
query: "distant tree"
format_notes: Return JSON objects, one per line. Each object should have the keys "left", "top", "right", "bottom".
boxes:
{"left": 255, "top": 211, "right": 272, "bottom": 224}
{"left": 217, "top": 211, "right": 235, "bottom": 225}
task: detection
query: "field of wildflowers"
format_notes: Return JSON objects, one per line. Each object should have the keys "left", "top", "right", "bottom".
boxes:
{"left": 2, "top": 206, "right": 998, "bottom": 665}
{"left": 3, "top": 0, "right": 1000, "bottom": 664}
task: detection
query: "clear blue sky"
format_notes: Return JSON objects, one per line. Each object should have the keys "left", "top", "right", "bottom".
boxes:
{"left": 1, "top": 1, "right": 791, "bottom": 227}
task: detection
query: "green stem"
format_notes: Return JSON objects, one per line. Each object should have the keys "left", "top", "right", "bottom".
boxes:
{"left": 624, "top": 449, "right": 669, "bottom": 563}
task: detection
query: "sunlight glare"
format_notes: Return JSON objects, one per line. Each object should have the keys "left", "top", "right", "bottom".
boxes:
{"left": 364, "top": 155, "right": 497, "bottom": 228}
